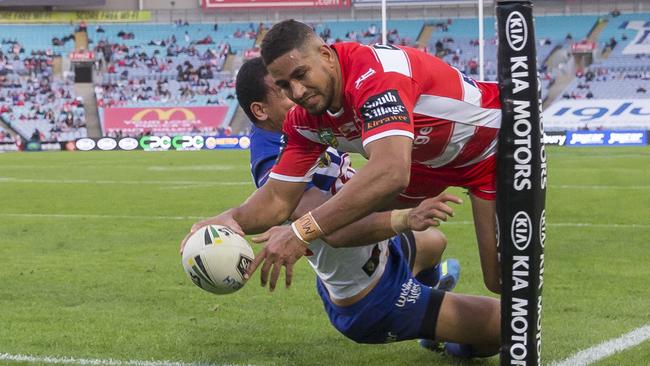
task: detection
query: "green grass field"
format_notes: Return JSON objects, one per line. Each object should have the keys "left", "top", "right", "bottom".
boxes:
{"left": 1, "top": 147, "right": 649, "bottom": 366}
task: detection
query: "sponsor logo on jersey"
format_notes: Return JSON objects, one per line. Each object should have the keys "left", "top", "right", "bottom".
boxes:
{"left": 360, "top": 90, "right": 410, "bottom": 132}
{"left": 354, "top": 67, "right": 376, "bottom": 89}
{"left": 385, "top": 331, "right": 398, "bottom": 343}
{"left": 317, "top": 128, "right": 339, "bottom": 148}
{"left": 395, "top": 278, "right": 422, "bottom": 308}
{"left": 362, "top": 244, "right": 381, "bottom": 276}
{"left": 317, "top": 150, "right": 332, "bottom": 168}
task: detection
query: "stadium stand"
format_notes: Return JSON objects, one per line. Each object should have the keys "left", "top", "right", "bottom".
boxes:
{"left": 427, "top": 15, "right": 600, "bottom": 100}
{"left": 557, "top": 13, "right": 650, "bottom": 101}
{"left": 89, "top": 22, "right": 251, "bottom": 137}
{"left": 0, "top": 25, "right": 87, "bottom": 143}
{"left": 0, "top": 10, "right": 627, "bottom": 139}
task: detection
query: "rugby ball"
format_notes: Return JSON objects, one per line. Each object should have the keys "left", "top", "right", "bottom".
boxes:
{"left": 181, "top": 225, "right": 254, "bottom": 295}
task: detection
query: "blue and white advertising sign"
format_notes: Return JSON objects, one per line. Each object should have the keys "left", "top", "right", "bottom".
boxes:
{"left": 566, "top": 130, "right": 647, "bottom": 147}
{"left": 544, "top": 99, "right": 650, "bottom": 130}
{"left": 621, "top": 20, "right": 650, "bottom": 55}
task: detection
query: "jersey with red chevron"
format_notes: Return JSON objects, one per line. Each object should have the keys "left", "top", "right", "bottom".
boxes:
{"left": 269, "top": 42, "right": 501, "bottom": 192}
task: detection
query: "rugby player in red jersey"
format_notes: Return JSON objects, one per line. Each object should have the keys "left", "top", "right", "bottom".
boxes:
{"left": 190, "top": 19, "right": 502, "bottom": 297}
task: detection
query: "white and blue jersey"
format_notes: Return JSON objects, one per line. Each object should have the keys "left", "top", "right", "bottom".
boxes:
{"left": 249, "top": 124, "right": 444, "bottom": 343}
{"left": 250, "top": 125, "right": 348, "bottom": 192}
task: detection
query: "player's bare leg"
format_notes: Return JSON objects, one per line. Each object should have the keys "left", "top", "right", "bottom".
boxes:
{"left": 411, "top": 228, "right": 446, "bottom": 276}
{"left": 470, "top": 193, "right": 501, "bottom": 294}
{"left": 434, "top": 292, "right": 500, "bottom": 356}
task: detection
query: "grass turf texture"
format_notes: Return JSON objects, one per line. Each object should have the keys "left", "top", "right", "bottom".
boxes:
{"left": 0, "top": 147, "right": 648, "bottom": 366}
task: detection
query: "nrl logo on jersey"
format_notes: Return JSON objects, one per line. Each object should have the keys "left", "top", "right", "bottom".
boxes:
{"left": 355, "top": 68, "right": 376, "bottom": 89}
{"left": 317, "top": 128, "right": 339, "bottom": 148}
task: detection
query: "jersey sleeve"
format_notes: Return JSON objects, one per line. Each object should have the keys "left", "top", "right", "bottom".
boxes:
{"left": 350, "top": 45, "right": 420, "bottom": 148}
{"left": 269, "top": 108, "right": 327, "bottom": 183}
{"left": 249, "top": 126, "right": 316, "bottom": 191}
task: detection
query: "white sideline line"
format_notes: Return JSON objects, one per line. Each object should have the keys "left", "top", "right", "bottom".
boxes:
{"left": 1, "top": 177, "right": 648, "bottom": 190}
{"left": 0, "top": 177, "right": 250, "bottom": 186}
{"left": 549, "top": 324, "right": 650, "bottom": 366}
{"left": 0, "top": 353, "right": 232, "bottom": 366}
{"left": 443, "top": 220, "right": 650, "bottom": 229}
{"left": 555, "top": 185, "right": 650, "bottom": 190}
{"left": 0, "top": 213, "right": 204, "bottom": 221}
{"left": 1, "top": 213, "right": 649, "bottom": 229}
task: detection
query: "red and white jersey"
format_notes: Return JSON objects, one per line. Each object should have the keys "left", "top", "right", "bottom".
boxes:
{"left": 269, "top": 42, "right": 501, "bottom": 193}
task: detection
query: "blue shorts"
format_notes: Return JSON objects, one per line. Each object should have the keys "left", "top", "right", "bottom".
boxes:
{"left": 316, "top": 233, "right": 446, "bottom": 344}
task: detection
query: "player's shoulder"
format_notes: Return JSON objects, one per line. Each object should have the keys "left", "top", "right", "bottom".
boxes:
{"left": 333, "top": 42, "right": 381, "bottom": 70}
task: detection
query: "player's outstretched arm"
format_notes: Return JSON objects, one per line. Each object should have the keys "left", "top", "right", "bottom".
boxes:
{"left": 283, "top": 188, "right": 463, "bottom": 247}
{"left": 229, "top": 178, "right": 307, "bottom": 234}
{"left": 310, "top": 135, "right": 413, "bottom": 235}
{"left": 244, "top": 136, "right": 413, "bottom": 289}
{"left": 180, "top": 179, "right": 306, "bottom": 253}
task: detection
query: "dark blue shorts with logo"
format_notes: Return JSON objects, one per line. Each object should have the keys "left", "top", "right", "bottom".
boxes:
{"left": 316, "top": 234, "right": 446, "bottom": 344}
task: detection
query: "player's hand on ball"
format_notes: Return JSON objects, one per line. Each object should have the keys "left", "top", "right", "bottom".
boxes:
{"left": 180, "top": 209, "right": 245, "bottom": 254}
{"left": 248, "top": 225, "right": 312, "bottom": 291}
{"left": 408, "top": 193, "right": 463, "bottom": 231}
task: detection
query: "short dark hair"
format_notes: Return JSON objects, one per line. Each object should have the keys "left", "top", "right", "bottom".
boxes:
{"left": 261, "top": 19, "right": 316, "bottom": 66}
{"left": 235, "top": 57, "right": 268, "bottom": 124}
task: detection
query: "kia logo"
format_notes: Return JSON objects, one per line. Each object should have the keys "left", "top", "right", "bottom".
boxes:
{"left": 506, "top": 11, "right": 527, "bottom": 52}
{"left": 75, "top": 138, "right": 96, "bottom": 151}
{"left": 511, "top": 211, "right": 532, "bottom": 251}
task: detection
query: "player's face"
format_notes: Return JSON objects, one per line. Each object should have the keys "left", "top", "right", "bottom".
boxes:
{"left": 262, "top": 75, "right": 294, "bottom": 131}
{"left": 267, "top": 43, "right": 338, "bottom": 115}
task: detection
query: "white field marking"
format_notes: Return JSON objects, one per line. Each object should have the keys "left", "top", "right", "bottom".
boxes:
{"left": 441, "top": 221, "right": 650, "bottom": 229}
{"left": 1, "top": 213, "right": 649, "bottom": 229}
{"left": 0, "top": 352, "right": 234, "bottom": 366}
{"left": 0, "top": 213, "right": 204, "bottom": 221}
{"left": 0, "top": 177, "right": 250, "bottom": 186}
{"left": 554, "top": 184, "right": 650, "bottom": 190}
{"left": 2, "top": 177, "right": 648, "bottom": 190}
{"left": 548, "top": 152, "right": 650, "bottom": 158}
{"left": 147, "top": 165, "right": 241, "bottom": 171}
{"left": 550, "top": 324, "right": 650, "bottom": 366}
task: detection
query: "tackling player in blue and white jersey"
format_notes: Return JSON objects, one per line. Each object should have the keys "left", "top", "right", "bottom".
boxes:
{"left": 183, "top": 58, "right": 500, "bottom": 358}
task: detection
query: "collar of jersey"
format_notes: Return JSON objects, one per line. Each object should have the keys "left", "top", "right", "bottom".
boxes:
{"left": 327, "top": 108, "right": 344, "bottom": 118}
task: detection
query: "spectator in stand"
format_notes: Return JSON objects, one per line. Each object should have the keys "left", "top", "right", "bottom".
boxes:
{"left": 637, "top": 86, "right": 647, "bottom": 94}
{"left": 365, "top": 24, "right": 377, "bottom": 37}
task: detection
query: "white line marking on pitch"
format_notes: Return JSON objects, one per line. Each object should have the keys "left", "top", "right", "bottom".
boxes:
{"left": 1, "top": 214, "right": 649, "bottom": 229}
{"left": 0, "top": 352, "right": 234, "bottom": 366}
{"left": 549, "top": 324, "right": 650, "bottom": 366}
{"left": 0, "top": 177, "right": 250, "bottom": 186}
{"left": 0, "top": 177, "right": 648, "bottom": 190}
{"left": 443, "top": 220, "right": 650, "bottom": 229}
{"left": 554, "top": 185, "right": 650, "bottom": 190}
{"left": 0, "top": 213, "right": 205, "bottom": 221}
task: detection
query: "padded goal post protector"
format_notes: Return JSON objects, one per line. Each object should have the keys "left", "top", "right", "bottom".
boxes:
{"left": 496, "top": 1, "right": 547, "bottom": 365}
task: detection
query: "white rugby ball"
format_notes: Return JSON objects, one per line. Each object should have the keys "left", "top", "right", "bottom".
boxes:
{"left": 181, "top": 225, "right": 254, "bottom": 295}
